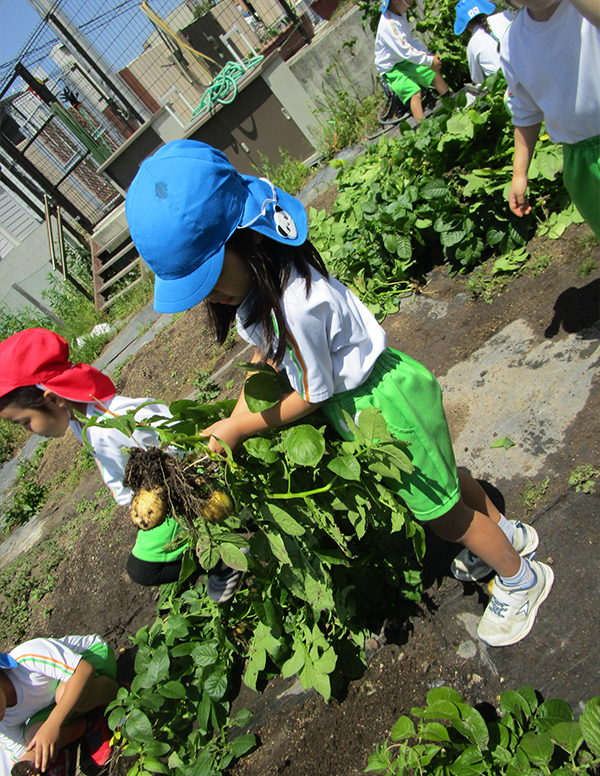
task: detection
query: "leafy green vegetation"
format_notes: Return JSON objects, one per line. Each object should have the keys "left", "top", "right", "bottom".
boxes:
{"left": 520, "top": 477, "right": 550, "bottom": 513}
{"left": 0, "top": 418, "right": 28, "bottom": 466}
{"left": 1, "top": 445, "right": 49, "bottom": 536}
{"left": 257, "top": 149, "right": 313, "bottom": 196}
{"left": 569, "top": 464, "right": 599, "bottom": 495}
{"left": 366, "top": 685, "right": 600, "bottom": 775}
{"left": 86, "top": 367, "right": 425, "bottom": 775}
{"left": 309, "top": 76, "right": 579, "bottom": 320}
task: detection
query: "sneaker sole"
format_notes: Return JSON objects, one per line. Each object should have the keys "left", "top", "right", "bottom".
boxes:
{"left": 452, "top": 524, "right": 540, "bottom": 582}
{"left": 478, "top": 563, "right": 554, "bottom": 647}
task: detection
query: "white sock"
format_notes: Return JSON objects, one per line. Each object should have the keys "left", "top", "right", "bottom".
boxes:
{"left": 500, "top": 557, "right": 536, "bottom": 590}
{"left": 497, "top": 513, "right": 515, "bottom": 544}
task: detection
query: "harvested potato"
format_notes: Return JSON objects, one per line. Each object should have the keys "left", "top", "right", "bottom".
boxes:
{"left": 130, "top": 486, "right": 168, "bottom": 530}
{"left": 202, "top": 490, "right": 234, "bottom": 523}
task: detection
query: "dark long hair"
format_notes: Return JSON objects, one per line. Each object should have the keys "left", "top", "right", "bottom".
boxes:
{"left": 0, "top": 385, "right": 46, "bottom": 412}
{"left": 469, "top": 14, "right": 501, "bottom": 50}
{"left": 205, "top": 229, "right": 328, "bottom": 365}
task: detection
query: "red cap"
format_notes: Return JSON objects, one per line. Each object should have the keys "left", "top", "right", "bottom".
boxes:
{"left": 0, "top": 328, "right": 116, "bottom": 403}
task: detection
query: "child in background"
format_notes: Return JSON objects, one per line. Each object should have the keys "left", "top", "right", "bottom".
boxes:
{"left": 124, "top": 138, "right": 553, "bottom": 648}
{"left": 0, "top": 634, "right": 119, "bottom": 776}
{"left": 0, "top": 330, "right": 242, "bottom": 602}
{"left": 501, "top": 0, "right": 600, "bottom": 238}
{"left": 453, "top": 0, "right": 514, "bottom": 84}
{"left": 374, "top": 0, "right": 451, "bottom": 123}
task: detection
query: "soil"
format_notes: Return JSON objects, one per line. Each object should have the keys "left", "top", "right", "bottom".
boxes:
{"left": 0, "top": 190, "right": 598, "bottom": 775}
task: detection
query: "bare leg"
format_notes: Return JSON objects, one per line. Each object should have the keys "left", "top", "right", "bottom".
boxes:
{"left": 457, "top": 469, "right": 502, "bottom": 524}
{"left": 55, "top": 675, "right": 119, "bottom": 713}
{"left": 432, "top": 72, "right": 449, "bottom": 95}
{"left": 429, "top": 481, "right": 520, "bottom": 579}
{"left": 410, "top": 90, "right": 425, "bottom": 122}
{"left": 18, "top": 717, "right": 87, "bottom": 766}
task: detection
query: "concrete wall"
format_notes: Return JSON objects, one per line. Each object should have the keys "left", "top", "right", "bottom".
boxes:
{"left": 0, "top": 223, "right": 64, "bottom": 316}
{"left": 288, "top": 6, "right": 378, "bottom": 121}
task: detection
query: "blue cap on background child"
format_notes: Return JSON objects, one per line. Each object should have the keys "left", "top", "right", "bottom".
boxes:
{"left": 380, "top": 0, "right": 390, "bottom": 13}
{"left": 0, "top": 329, "right": 116, "bottom": 403}
{"left": 454, "top": 0, "right": 495, "bottom": 34}
{"left": 0, "top": 654, "right": 18, "bottom": 669}
{"left": 125, "top": 139, "right": 309, "bottom": 314}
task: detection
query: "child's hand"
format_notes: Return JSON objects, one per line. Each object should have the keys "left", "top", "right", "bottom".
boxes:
{"left": 431, "top": 55, "right": 442, "bottom": 71}
{"left": 27, "top": 719, "right": 61, "bottom": 771}
{"left": 201, "top": 417, "right": 247, "bottom": 456}
{"left": 509, "top": 174, "right": 532, "bottom": 216}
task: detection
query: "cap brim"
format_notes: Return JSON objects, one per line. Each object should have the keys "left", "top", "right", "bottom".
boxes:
{"left": 239, "top": 176, "right": 308, "bottom": 247}
{"left": 153, "top": 246, "right": 225, "bottom": 313}
{"left": 0, "top": 654, "right": 18, "bottom": 669}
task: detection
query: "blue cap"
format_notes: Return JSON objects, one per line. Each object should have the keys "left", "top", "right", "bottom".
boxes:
{"left": 0, "top": 654, "right": 18, "bottom": 669}
{"left": 454, "top": 0, "right": 495, "bottom": 34}
{"left": 125, "top": 140, "right": 308, "bottom": 314}
{"left": 380, "top": 0, "right": 390, "bottom": 12}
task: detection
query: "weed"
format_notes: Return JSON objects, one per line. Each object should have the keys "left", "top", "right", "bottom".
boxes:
{"left": 569, "top": 464, "right": 600, "bottom": 494}
{"left": 0, "top": 417, "right": 28, "bottom": 466}
{"left": 1, "top": 445, "right": 49, "bottom": 535}
{"left": 578, "top": 232, "right": 599, "bottom": 251}
{"left": 528, "top": 253, "right": 551, "bottom": 277}
{"left": 257, "top": 149, "right": 312, "bottom": 196}
{"left": 0, "top": 538, "right": 65, "bottom": 645}
{"left": 578, "top": 257, "right": 597, "bottom": 277}
{"left": 192, "top": 370, "right": 221, "bottom": 403}
{"left": 226, "top": 379, "right": 234, "bottom": 390}
{"left": 111, "top": 355, "right": 133, "bottom": 386}
{"left": 520, "top": 477, "right": 549, "bottom": 512}
{"left": 76, "top": 498, "right": 97, "bottom": 515}
{"left": 466, "top": 271, "right": 505, "bottom": 304}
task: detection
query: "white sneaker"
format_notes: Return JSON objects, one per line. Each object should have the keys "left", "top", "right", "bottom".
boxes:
{"left": 477, "top": 559, "right": 554, "bottom": 647}
{"left": 451, "top": 521, "right": 539, "bottom": 581}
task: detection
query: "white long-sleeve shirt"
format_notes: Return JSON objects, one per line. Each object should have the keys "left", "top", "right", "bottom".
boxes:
{"left": 375, "top": 11, "right": 433, "bottom": 75}
{"left": 501, "top": 1, "right": 600, "bottom": 144}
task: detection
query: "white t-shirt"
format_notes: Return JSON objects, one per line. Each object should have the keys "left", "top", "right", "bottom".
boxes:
{"left": 0, "top": 635, "right": 105, "bottom": 773}
{"left": 375, "top": 11, "right": 433, "bottom": 75}
{"left": 70, "top": 396, "right": 172, "bottom": 506}
{"left": 467, "top": 11, "right": 514, "bottom": 84}
{"left": 501, "top": 1, "right": 600, "bottom": 144}
{"left": 236, "top": 268, "right": 387, "bottom": 404}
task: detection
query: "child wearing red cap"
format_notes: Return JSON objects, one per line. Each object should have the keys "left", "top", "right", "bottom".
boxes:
{"left": 0, "top": 328, "right": 243, "bottom": 601}
{"left": 0, "top": 634, "right": 118, "bottom": 776}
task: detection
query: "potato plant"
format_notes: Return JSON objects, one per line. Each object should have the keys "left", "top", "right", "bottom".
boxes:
{"left": 88, "top": 368, "right": 425, "bottom": 775}
{"left": 309, "top": 75, "right": 581, "bottom": 320}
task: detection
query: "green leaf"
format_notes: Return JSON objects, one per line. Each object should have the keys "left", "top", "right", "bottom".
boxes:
{"left": 204, "top": 666, "right": 227, "bottom": 700}
{"left": 500, "top": 689, "right": 532, "bottom": 720}
{"left": 427, "top": 687, "right": 463, "bottom": 705}
{"left": 580, "top": 697, "right": 600, "bottom": 754}
{"left": 143, "top": 648, "right": 170, "bottom": 688}
{"left": 123, "top": 709, "right": 154, "bottom": 743}
{"left": 518, "top": 731, "right": 554, "bottom": 766}
{"left": 491, "top": 436, "right": 516, "bottom": 449}
{"left": 396, "top": 234, "right": 412, "bottom": 260}
{"left": 230, "top": 734, "right": 256, "bottom": 758}
{"left": 244, "top": 436, "right": 279, "bottom": 463}
{"left": 157, "top": 680, "right": 186, "bottom": 699}
{"left": 219, "top": 543, "right": 249, "bottom": 571}
{"left": 421, "top": 178, "right": 448, "bottom": 199}
{"left": 548, "top": 721, "right": 583, "bottom": 755}
{"left": 384, "top": 234, "right": 398, "bottom": 253}
{"left": 244, "top": 369, "right": 282, "bottom": 412}
{"left": 142, "top": 757, "right": 169, "bottom": 774}
{"left": 390, "top": 715, "right": 415, "bottom": 741}
{"left": 535, "top": 699, "right": 574, "bottom": 732}
{"left": 285, "top": 425, "right": 326, "bottom": 467}
{"left": 449, "top": 748, "right": 487, "bottom": 776}
{"left": 327, "top": 454, "right": 361, "bottom": 480}
{"left": 191, "top": 642, "right": 219, "bottom": 667}
{"left": 261, "top": 503, "right": 305, "bottom": 536}
{"left": 420, "top": 722, "right": 451, "bottom": 742}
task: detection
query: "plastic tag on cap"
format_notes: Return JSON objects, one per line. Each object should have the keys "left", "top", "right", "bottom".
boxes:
{"left": 238, "top": 178, "right": 298, "bottom": 240}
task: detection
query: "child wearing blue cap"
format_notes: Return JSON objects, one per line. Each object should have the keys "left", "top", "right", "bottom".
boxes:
{"left": 454, "top": 0, "right": 515, "bottom": 84}
{"left": 125, "top": 138, "right": 553, "bottom": 648}
{"left": 0, "top": 634, "right": 118, "bottom": 775}
{"left": 501, "top": 0, "right": 600, "bottom": 238}
{"left": 374, "top": 0, "right": 452, "bottom": 123}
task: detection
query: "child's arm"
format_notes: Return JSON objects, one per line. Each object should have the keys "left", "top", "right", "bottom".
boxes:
{"left": 26, "top": 659, "right": 95, "bottom": 771}
{"left": 568, "top": 0, "right": 600, "bottom": 27}
{"left": 508, "top": 123, "right": 542, "bottom": 217}
{"left": 202, "top": 389, "right": 323, "bottom": 455}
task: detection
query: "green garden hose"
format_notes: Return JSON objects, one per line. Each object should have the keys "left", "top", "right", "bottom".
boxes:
{"left": 193, "top": 56, "right": 264, "bottom": 116}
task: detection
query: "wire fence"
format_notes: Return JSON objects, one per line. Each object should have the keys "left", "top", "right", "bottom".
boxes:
{"left": 0, "top": 0, "right": 318, "bottom": 232}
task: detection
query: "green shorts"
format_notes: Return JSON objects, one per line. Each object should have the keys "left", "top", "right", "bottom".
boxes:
{"left": 26, "top": 640, "right": 117, "bottom": 729}
{"left": 321, "top": 348, "right": 460, "bottom": 521}
{"left": 563, "top": 135, "right": 600, "bottom": 240}
{"left": 131, "top": 514, "right": 187, "bottom": 564}
{"left": 383, "top": 61, "right": 436, "bottom": 104}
